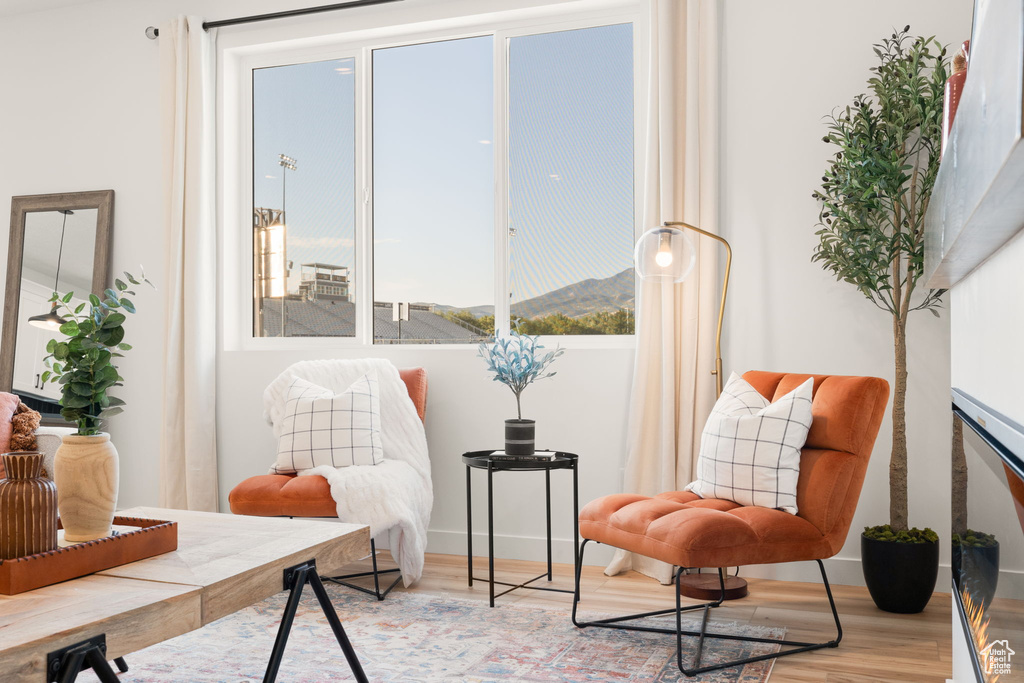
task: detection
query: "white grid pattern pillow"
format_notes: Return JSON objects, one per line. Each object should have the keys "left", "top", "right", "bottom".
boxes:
{"left": 271, "top": 372, "right": 384, "bottom": 473}
{"left": 684, "top": 373, "right": 813, "bottom": 514}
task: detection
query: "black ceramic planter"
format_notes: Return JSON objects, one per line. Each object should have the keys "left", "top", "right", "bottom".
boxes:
{"left": 861, "top": 534, "right": 939, "bottom": 614}
{"left": 504, "top": 419, "right": 536, "bottom": 455}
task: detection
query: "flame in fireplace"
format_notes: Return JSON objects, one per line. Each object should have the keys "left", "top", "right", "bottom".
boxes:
{"left": 964, "top": 588, "right": 1000, "bottom": 682}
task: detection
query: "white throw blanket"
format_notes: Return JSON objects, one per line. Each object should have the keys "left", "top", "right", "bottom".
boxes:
{"left": 264, "top": 359, "right": 432, "bottom": 586}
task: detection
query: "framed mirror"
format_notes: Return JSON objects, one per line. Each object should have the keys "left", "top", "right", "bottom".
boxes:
{"left": 0, "top": 191, "right": 113, "bottom": 423}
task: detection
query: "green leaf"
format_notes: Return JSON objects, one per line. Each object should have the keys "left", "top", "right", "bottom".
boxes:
{"left": 46, "top": 338, "right": 57, "bottom": 353}
{"left": 61, "top": 291, "right": 74, "bottom": 303}
{"left": 102, "top": 313, "right": 126, "bottom": 329}
{"left": 70, "top": 382, "right": 93, "bottom": 397}
{"left": 119, "top": 299, "right": 135, "bottom": 314}
{"left": 117, "top": 343, "right": 133, "bottom": 351}
{"left": 40, "top": 371, "right": 51, "bottom": 384}
{"left": 62, "top": 394, "right": 91, "bottom": 409}
{"left": 59, "top": 320, "right": 80, "bottom": 336}
{"left": 115, "top": 278, "right": 128, "bottom": 291}
{"left": 74, "top": 302, "right": 86, "bottom": 314}
{"left": 89, "top": 293, "right": 101, "bottom": 307}
{"left": 99, "top": 407, "right": 124, "bottom": 418}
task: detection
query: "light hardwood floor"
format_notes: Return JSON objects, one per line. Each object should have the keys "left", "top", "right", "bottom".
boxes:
{"left": 350, "top": 552, "right": 952, "bottom": 682}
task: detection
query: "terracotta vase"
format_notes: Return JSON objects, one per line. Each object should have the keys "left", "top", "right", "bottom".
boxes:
{"left": 54, "top": 433, "right": 119, "bottom": 542}
{"left": 942, "top": 40, "right": 970, "bottom": 158}
{"left": 0, "top": 451, "right": 58, "bottom": 559}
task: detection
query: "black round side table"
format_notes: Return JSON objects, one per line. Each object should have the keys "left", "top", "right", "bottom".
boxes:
{"left": 463, "top": 450, "right": 580, "bottom": 607}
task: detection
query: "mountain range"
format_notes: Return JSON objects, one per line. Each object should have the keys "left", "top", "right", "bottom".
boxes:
{"left": 428, "top": 268, "right": 635, "bottom": 320}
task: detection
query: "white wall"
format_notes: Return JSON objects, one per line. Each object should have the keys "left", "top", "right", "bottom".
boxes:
{"left": 720, "top": 0, "right": 973, "bottom": 585}
{"left": 0, "top": 0, "right": 973, "bottom": 583}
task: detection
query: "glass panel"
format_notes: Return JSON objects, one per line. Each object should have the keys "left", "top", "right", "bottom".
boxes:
{"left": 508, "top": 24, "right": 635, "bottom": 335}
{"left": 954, "top": 413, "right": 1024, "bottom": 682}
{"left": 252, "top": 57, "right": 356, "bottom": 337}
{"left": 373, "top": 37, "right": 494, "bottom": 344}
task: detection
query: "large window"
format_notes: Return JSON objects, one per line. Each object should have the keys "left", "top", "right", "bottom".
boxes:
{"left": 247, "top": 18, "right": 637, "bottom": 344}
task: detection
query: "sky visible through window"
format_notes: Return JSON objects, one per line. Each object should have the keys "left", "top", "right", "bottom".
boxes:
{"left": 253, "top": 23, "right": 633, "bottom": 335}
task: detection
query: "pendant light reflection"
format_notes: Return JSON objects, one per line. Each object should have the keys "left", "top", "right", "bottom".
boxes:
{"left": 27, "top": 210, "right": 72, "bottom": 331}
{"left": 634, "top": 226, "right": 696, "bottom": 283}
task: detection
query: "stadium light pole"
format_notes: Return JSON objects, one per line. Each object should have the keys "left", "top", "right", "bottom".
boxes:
{"left": 278, "top": 154, "right": 297, "bottom": 337}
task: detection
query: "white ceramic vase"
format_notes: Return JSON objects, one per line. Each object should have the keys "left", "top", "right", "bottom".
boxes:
{"left": 54, "top": 433, "right": 119, "bottom": 542}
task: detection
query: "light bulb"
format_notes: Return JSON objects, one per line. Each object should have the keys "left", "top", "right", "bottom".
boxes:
{"left": 655, "top": 232, "right": 673, "bottom": 267}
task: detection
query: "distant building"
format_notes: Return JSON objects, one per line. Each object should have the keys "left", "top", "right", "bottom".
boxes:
{"left": 299, "top": 262, "right": 350, "bottom": 301}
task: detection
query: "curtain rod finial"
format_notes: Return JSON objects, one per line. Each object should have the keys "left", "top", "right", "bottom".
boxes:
{"left": 145, "top": 26, "right": 159, "bottom": 40}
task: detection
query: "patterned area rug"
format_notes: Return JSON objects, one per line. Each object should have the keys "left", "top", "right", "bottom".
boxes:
{"left": 80, "top": 586, "right": 782, "bottom": 682}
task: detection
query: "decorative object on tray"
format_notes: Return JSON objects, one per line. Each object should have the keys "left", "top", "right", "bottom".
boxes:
{"left": 42, "top": 269, "right": 154, "bottom": 542}
{"left": 0, "top": 515, "right": 177, "bottom": 594}
{"left": 812, "top": 27, "right": 947, "bottom": 614}
{"left": 0, "top": 451, "right": 57, "bottom": 560}
{"left": 478, "top": 327, "right": 563, "bottom": 456}
{"left": 942, "top": 40, "right": 969, "bottom": 157}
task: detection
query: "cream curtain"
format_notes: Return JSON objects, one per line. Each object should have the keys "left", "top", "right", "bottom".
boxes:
{"left": 606, "top": 0, "right": 720, "bottom": 583}
{"left": 158, "top": 16, "right": 220, "bottom": 511}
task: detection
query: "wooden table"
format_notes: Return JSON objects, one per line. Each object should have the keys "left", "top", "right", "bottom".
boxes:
{"left": 0, "top": 507, "right": 369, "bottom": 683}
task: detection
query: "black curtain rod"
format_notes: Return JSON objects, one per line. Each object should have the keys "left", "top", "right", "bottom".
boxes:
{"left": 146, "top": 0, "right": 404, "bottom": 39}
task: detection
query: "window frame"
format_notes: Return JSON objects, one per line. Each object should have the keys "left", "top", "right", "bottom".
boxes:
{"left": 224, "top": 3, "right": 646, "bottom": 352}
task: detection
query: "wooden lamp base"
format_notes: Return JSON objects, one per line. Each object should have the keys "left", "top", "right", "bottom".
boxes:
{"left": 678, "top": 572, "right": 748, "bottom": 600}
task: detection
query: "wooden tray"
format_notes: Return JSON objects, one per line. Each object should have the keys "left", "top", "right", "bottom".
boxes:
{"left": 0, "top": 516, "right": 178, "bottom": 595}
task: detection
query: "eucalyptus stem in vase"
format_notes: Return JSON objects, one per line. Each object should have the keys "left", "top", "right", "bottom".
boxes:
{"left": 478, "top": 327, "right": 563, "bottom": 456}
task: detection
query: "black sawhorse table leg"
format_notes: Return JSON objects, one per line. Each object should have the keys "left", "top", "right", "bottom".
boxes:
{"left": 264, "top": 559, "right": 369, "bottom": 683}
{"left": 46, "top": 560, "right": 368, "bottom": 683}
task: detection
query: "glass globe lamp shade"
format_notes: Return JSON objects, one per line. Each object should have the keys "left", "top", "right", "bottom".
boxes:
{"left": 634, "top": 226, "right": 697, "bottom": 283}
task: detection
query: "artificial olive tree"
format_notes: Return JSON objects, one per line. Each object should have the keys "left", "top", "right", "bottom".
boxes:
{"left": 812, "top": 27, "right": 948, "bottom": 533}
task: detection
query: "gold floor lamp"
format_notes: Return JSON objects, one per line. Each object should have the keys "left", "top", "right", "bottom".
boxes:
{"left": 634, "top": 221, "right": 746, "bottom": 600}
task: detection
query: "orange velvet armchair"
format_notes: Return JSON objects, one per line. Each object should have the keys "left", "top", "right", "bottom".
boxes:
{"left": 573, "top": 371, "right": 889, "bottom": 676}
{"left": 229, "top": 367, "right": 428, "bottom": 600}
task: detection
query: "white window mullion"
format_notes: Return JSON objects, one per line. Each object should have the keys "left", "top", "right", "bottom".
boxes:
{"left": 356, "top": 46, "right": 374, "bottom": 345}
{"left": 493, "top": 29, "right": 511, "bottom": 336}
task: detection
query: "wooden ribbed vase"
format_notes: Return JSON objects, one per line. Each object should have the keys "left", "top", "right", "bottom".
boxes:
{"left": 0, "top": 452, "right": 58, "bottom": 559}
{"left": 54, "top": 433, "right": 119, "bottom": 542}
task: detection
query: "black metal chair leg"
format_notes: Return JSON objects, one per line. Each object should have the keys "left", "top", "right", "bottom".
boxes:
{"left": 113, "top": 657, "right": 128, "bottom": 673}
{"left": 324, "top": 538, "right": 403, "bottom": 601}
{"left": 572, "top": 540, "right": 845, "bottom": 678}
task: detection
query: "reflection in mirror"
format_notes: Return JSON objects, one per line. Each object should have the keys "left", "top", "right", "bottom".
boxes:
{"left": 1, "top": 190, "right": 113, "bottom": 425}
{"left": 14, "top": 210, "right": 98, "bottom": 402}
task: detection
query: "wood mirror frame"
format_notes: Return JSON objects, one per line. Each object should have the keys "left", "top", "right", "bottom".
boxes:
{"left": 0, "top": 190, "right": 114, "bottom": 396}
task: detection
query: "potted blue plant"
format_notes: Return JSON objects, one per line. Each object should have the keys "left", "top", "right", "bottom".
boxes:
{"left": 478, "top": 328, "right": 563, "bottom": 455}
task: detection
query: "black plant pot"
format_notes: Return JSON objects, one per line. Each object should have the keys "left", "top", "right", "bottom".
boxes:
{"left": 504, "top": 419, "right": 535, "bottom": 455}
{"left": 953, "top": 541, "right": 1000, "bottom": 610}
{"left": 861, "top": 533, "right": 939, "bottom": 614}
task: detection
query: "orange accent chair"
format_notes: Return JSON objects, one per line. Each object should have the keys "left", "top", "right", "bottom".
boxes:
{"left": 573, "top": 371, "right": 889, "bottom": 676}
{"left": 229, "top": 367, "right": 428, "bottom": 600}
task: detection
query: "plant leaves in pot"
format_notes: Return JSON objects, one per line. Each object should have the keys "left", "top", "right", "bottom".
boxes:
{"left": 811, "top": 27, "right": 948, "bottom": 613}
{"left": 478, "top": 326, "right": 563, "bottom": 456}
{"left": 43, "top": 269, "right": 154, "bottom": 542}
